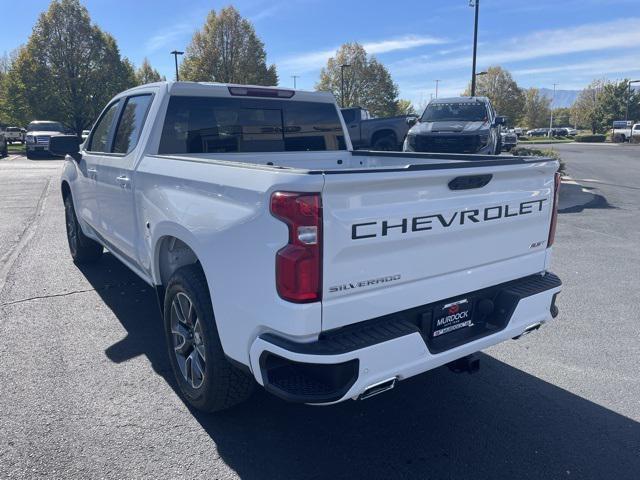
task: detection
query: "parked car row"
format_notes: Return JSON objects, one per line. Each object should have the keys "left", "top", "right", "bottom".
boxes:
{"left": 526, "top": 127, "right": 576, "bottom": 137}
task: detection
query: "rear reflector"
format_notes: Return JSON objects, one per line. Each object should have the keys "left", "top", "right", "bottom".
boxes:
{"left": 271, "top": 192, "right": 322, "bottom": 303}
{"left": 228, "top": 86, "right": 295, "bottom": 98}
{"left": 547, "top": 172, "right": 561, "bottom": 247}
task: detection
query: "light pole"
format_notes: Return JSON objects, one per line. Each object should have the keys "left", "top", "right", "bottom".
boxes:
{"left": 434, "top": 79, "right": 440, "bottom": 99}
{"left": 469, "top": 0, "right": 480, "bottom": 96}
{"left": 291, "top": 75, "right": 300, "bottom": 89}
{"left": 549, "top": 83, "right": 558, "bottom": 136}
{"left": 170, "top": 50, "right": 184, "bottom": 81}
{"left": 340, "top": 64, "right": 351, "bottom": 108}
{"left": 626, "top": 79, "right": 640, "bottom": 122}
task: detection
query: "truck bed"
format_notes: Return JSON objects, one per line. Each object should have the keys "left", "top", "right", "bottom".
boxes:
{"left": 152, "top": 149, "right": 555, "bottom": 173}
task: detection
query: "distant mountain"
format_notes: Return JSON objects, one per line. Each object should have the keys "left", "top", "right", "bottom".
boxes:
{"left": 538, "top": 88, "right": 580, "bottom": 109}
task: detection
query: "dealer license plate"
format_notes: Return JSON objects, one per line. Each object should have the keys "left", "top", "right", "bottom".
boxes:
{"left": 432, "top": 299, "right": 474, "bottom": 338}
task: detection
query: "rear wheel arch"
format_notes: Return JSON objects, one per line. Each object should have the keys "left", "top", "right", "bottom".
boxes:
{"left": 371, "top": 129, "right": 398, "bottom": 149}
{"left": 155, "top": 235, "right": 203, "bottom": 289}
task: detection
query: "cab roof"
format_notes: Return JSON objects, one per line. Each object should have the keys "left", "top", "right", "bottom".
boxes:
{"left": 430, "top": 96, "right": 490, "bottom": 105}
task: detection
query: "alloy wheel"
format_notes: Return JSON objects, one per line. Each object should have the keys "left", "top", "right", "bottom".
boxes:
{"left": 65, "top": 202, "right": 78, "bottom": 255}
{"left": 170, "top": 292, "right": 206, "bottom": 389}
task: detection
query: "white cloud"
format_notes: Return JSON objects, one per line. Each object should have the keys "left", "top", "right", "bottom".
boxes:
{"left": 512, "top": 54, "right": 640, "bottom": 76}
{"left": 145, "top": 23, "right": 194, "bottom": 53}
{"left": 364, "top": 35, "right": 446, "bottom": 54}
{"left": 391, "top": 17, "right": 640, "bottom": 75}
{"left": 249, "top": 5, "right": 283, "bottom": 22}
{"left": 278, "top": 35, "right": 447, "bottom": 73}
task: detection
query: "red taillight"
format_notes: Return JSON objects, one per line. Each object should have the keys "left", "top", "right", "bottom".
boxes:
{"left": 271, "top": 192, "right": 322, "bottom": 303}
{"left": 548, "top": 172, "right": 561, "bottom": 247}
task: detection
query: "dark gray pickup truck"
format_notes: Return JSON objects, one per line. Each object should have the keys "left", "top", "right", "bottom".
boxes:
{"left": 403, "top": 97, "right": 505, "bottom": 155}
{"left": 341, "top": 107, "right": 417, "bottom": 151}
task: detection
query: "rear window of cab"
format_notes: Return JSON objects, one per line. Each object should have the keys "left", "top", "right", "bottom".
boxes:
{"left": 159, "top": 96, "right": 346, "bottom": 154}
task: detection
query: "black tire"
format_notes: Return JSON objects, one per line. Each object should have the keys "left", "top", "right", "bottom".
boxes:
{"left": 164, "top": 265, "right": 255, "bottom": 412}
{"left": 26, "top": 151, "right": 35, "bottom": 159}
{"left": 63, "top": 195, "right": 103, "bottom": 264}
{"left": 372, "top": 133, "right": 397, "bottom": 151}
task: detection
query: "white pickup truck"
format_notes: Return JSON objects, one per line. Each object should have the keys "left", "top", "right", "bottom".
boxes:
{"left": 53, "top": 82, "right": 562, "bottom": 412}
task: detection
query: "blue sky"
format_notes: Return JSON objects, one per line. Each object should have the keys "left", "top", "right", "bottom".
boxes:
{"left": 2, "top": 0, "right": 640, "bottom": 106}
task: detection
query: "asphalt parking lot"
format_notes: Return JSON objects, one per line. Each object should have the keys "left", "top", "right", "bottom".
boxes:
{"left": 0, "top": 144, "right": 638, "bottom": 479}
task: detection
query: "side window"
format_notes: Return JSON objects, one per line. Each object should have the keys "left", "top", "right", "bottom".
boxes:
{"left": 341, "top": 109, "right": 355, "bottom": 124}
{"left": 88, "top": 101, "right": 120, "bottom": 152}
{"left": 112, "top": 94, "right": 153, "bottom": 154}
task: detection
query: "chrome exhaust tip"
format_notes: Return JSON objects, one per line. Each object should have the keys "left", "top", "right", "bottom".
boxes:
{"left": 359, "top": 377, "right": 397, "bottom": 400}
{"left": 512, "top": 321, "right": 544, "bottom": 340}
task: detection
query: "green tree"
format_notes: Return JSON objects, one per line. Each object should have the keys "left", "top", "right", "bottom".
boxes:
{"left": 593, "top": 79, "right": 640, "bottom": 132}
{"left": 135, "top": 57, "right": 165, "bottom": 85}
{"left": 523, "top": 88, "right": 551, "bottom": 129}
{"left": 0, "top": 51, "right": 14, "bottom": 125}
{"left": 180, "top": 6, "right": 277, "bottom": 85}
{"left": 2, "top": 0, "right": 136, "bottom": 134}
{"left": 571, "top": 79, "right": 607, "bottom": 133}
{"left": 552, "top": 107, "right": 571, "bottom": 127}
{"left": 316, "top": 42, "right": 399, "bottom": 117}
{"left": 463, "top": 66, "right": 524, "bottom": 125}
{"left": 395, "top": 99, "right": 416, "bottom": 116}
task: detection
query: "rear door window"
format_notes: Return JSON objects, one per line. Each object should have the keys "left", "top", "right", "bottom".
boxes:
{"left": 159, "top": 96, "right": 346, "bottom": 154}
{"left": 88, "top": 101, "right": 121, "bottom": 152}
{"left": 112, "top": 94, "right": 153, "bottom": 154}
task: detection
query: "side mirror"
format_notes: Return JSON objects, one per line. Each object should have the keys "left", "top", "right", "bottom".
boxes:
{"left": 49, "top": 135, "right": 81, "bottom": 159}
{"left": 406, "top": 116, "right": 418, "bottom": 127}
{"left": 495, "top": 116, "right": 507, "bottom": 126}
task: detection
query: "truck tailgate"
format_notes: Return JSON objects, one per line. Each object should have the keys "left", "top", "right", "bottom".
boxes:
{"left": 320, "top": 160, "right": 558, "bottom": 331}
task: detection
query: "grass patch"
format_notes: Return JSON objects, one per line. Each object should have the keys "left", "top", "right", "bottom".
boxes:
{"left": 7, "top": 143, "right": 25, "bottom": 153}
{"left": 518, "top": 136, "right": 573, "bottom": 144}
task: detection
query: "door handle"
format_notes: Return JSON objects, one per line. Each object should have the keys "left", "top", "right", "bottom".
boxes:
{"left": 115, "top": 175, "right": 130, "bottom": 188}
{"left": 87, "top": 168, "right": 97, "bottom": 173}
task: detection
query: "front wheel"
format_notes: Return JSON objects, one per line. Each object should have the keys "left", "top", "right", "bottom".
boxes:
{"left": 164, "top": 265, "right": 255, "bottom": 412}
{"left": 64, "top": 195, "right": 103, "bottom": 264}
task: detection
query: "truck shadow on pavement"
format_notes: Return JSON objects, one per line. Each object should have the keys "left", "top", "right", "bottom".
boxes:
{"left": 81, "top": 253, "right": 640, "bottom": 480}
{"left": 558, "top": 181, "right": 613, "bottom": 214}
